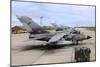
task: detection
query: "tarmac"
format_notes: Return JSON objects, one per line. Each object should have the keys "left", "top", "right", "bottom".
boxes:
{"left": 11, "top": 28, "right": 96, "bottom": 66}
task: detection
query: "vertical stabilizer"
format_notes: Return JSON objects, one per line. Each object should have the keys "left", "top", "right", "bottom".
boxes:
{"left": 17, "top": 16, "right": 41, "bottom": 33}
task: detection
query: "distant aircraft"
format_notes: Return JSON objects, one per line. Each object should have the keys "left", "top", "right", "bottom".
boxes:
{"left": 17, "top": 16, "right": 91, "bottom": 45}
{"left": 51, "top": 23, "right": 79, "bottom": 33}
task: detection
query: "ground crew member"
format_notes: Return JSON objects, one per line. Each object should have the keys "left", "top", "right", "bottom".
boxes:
{"left": 74, "top": 47, "right": 91, "bottom": 62}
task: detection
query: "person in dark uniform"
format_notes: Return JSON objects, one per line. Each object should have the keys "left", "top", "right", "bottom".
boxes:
{"left": 74, "top": 47, "right": 91, "bottom": 62}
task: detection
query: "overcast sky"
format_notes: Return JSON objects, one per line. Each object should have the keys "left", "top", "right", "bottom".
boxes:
{"left": 12, "top": 1, "right": 95, "bottom": 27}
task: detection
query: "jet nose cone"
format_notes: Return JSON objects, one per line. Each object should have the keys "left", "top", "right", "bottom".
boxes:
{"left": 87, "top": 36, "right": 92, "bottom": 39}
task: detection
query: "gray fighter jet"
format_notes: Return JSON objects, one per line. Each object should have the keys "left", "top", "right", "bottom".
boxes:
{"left": 51, "top": 23, "right": 80, "bottom": 34}
{"left": 17, "top": 16, "right": 91, "bottom": 45}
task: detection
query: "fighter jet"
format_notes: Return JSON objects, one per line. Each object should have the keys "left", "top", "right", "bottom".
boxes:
{"left": 51, "top": 23, "right": 80, "bottom": 34}
{"left": 17, "top": 16, "right": 91, "bottom": 45}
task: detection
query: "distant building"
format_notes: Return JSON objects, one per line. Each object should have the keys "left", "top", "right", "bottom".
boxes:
{"left": 11, "top": 26, "right": 27, "bottom": 34}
